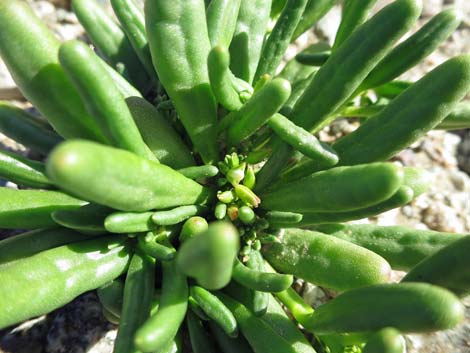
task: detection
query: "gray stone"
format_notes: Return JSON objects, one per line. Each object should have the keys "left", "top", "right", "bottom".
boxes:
{"left": 45, "top": 293, "right": 115, "bottom": 353}
{"left": 457, "top": 130, "right": 470, "bottom": 175}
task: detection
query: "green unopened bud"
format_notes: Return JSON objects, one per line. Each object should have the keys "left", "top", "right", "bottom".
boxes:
{"left": 214, "top": 202, "right": 227, "bottom": 220}
{"left": 223, "top": 153, "right": 239, "bottom": 170}
{"left": 243, "top": 165, "right": 256, "bottom": 189}
{"left": 238, "top": 206, "right": 256, "bottom": 225}
{"left": 232, "top": 152, "right": 240, "bottom": 166}
{"left": 227, "top": 169, "right": 244, "bottom": 186}
{"left": 217, "top": 190, "right": 235, "bottom": 204}
{"left": 227, "top": 162, "right": 246, "bottom": 185}
{"left": 235, "top": 184, "right": 261, "bottom": 208}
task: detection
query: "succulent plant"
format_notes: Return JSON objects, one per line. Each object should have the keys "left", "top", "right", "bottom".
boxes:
{"left": 0, "top": 0, "right": 469, "bottom": 352}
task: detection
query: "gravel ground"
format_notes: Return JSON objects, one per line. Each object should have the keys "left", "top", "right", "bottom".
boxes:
{"left": 0, "top": 1, "right": 469, "bottom": 352}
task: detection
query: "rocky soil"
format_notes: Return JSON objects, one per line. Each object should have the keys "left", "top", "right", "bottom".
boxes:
{"left": 0, "top": 1, "right": 468, "bottom": 352}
